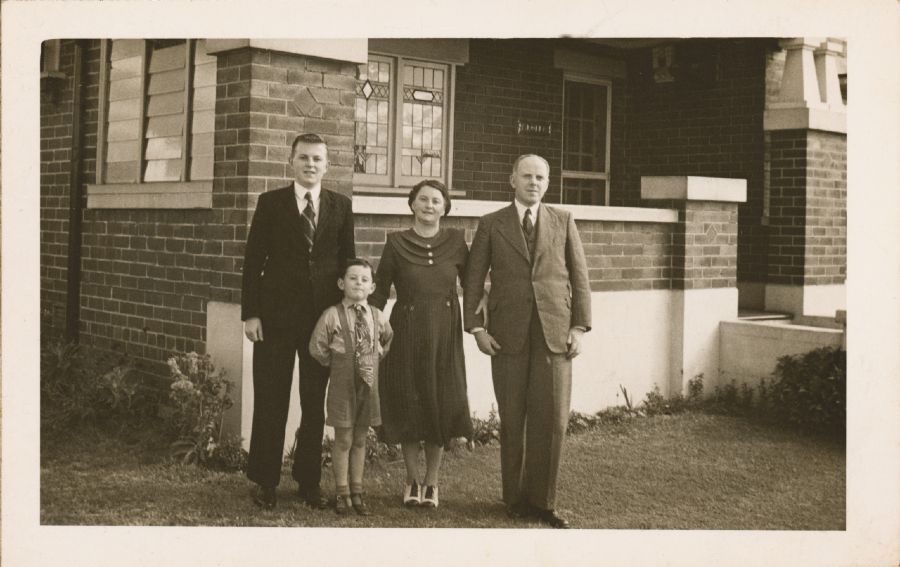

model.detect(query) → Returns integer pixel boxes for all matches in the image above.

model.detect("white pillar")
[777,38,822,107]
[814,39,846,109]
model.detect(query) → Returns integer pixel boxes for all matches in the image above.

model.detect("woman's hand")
[473,329,501,356]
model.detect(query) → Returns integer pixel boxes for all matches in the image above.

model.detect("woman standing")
[370,179,473,509]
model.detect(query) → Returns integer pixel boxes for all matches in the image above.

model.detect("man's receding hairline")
[512,154,550,175]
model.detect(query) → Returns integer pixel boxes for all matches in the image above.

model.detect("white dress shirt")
[513,199,540,226]
[293,182,321,225]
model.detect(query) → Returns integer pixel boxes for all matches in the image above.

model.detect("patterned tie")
[522,208,535,258]
[353,304,374,387]
[301,192,316,252]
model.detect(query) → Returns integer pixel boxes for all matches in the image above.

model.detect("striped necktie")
[301,192,316,252]
[353,304,374,387]
[522,208,535,258]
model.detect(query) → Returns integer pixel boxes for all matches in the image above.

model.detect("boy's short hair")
[341,257,374,278]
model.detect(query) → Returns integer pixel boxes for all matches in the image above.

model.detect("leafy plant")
[166,352,237,467]
[468,406,502,446]
[769,346,846,434]
[41,339,150,436]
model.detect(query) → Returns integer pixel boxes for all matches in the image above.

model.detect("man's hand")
[244,317,264,342]
[566,327,584,359]
[474,292,489,329]
[474,330,501,356]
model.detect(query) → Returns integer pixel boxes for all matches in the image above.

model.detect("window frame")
[352,52,457,195]
[560,73,613,206]
[88,39,213,209]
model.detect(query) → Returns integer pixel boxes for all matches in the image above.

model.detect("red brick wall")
[354,212,674,293]
[40,41,79,334]
[803,130,846,285]
[621,39,771,287]
[671,202,739,290]
[767,129,807,285]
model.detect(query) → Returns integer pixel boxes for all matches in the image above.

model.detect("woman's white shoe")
[421,485,439,508]
[403,481,421,507]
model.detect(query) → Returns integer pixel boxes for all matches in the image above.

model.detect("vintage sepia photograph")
[3,1,898,566]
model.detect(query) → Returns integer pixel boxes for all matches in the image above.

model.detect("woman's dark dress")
[370,228,473,447]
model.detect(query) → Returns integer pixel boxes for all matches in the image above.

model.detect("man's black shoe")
[505,501,533,519]
[252,485,277,510]
[535,508,570,529]
[297,486,329,510]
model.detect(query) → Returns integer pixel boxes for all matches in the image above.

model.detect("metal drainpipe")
[65,40,86,344]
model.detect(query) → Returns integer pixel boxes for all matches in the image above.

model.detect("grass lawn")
[40,412,845,529]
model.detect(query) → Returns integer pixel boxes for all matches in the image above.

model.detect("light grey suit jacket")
[463,202,592,354]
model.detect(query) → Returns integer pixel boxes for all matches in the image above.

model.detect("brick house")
[39,37,847,442]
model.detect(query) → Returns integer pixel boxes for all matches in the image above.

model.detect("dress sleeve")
[309,308,336,367]
[370,234,396,310]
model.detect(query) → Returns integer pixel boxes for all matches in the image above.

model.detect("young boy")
[309,258,393,515]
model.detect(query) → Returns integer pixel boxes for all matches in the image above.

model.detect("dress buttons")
[426,244,432,249]
[427,251,434,257]
[445,301,451,307]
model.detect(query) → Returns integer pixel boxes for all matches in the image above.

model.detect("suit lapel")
[313,189,332,249]
[279,185,306,244]
[533,204,558,266]
[496,203,530,263]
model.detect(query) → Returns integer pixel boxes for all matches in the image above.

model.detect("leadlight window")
[100,39,215,184]
[561,77,611,205]
[354,55,451,189]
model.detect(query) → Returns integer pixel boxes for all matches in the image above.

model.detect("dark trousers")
[246,313,329,490]
[490,307,572,510]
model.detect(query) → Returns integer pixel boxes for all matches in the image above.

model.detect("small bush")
[469,406,502,446]
[769,346,846,434]
[41,339,157,436]
[165,352,239,467]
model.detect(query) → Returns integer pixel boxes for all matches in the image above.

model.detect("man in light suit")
[242,133,356,510]
[463,154,591,528]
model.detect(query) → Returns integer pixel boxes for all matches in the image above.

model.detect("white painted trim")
[640,176,747,203]
[86,181,213,209]
[763,105,847,133]
[205,39,367,63]
[352,196,678,223]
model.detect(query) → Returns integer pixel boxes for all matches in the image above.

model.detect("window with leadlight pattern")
[102,39,214,184]
[561,78,611,206]
[354,55,451,189]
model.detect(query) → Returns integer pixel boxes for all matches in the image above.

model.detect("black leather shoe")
[252,485,277,510]
[535,509,570,529]
[297,486,329,510]
[505,501,533,519]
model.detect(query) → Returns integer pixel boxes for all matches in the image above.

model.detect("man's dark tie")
[523,208,535,258]
[301,192,316,252]
[353,304,374,387]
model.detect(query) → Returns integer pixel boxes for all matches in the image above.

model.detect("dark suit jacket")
[463,203,591,354]
[241,185,355,329]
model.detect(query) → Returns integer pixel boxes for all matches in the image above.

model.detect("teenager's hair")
[341,257,375,278]
[408,179,452,216]
[290,133,328,158]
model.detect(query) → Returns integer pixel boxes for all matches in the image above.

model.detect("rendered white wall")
[719,319,843,386]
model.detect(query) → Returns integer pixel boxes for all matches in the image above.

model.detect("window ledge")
[86,181,212,209]
[353,185,466,198]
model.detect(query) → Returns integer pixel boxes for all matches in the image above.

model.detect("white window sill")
[86,181,212,209]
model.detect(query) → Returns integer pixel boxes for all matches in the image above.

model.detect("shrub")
[166,352,240,467]
[469,406,502,446]
[769,346,846,434]
[41,339,155,436]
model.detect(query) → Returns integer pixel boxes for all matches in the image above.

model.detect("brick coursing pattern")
[766,129,846,287]
[621,39,771,287]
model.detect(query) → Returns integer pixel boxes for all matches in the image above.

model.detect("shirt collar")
[341,298,369,310]
[513,199,539,223]
[294,182,321,204]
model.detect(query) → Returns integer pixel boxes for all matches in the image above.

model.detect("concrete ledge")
[353,196,678,223]
[763,105,847,133]
[205,39,367,64]
[640,176,747,203]
[86,181,212,209]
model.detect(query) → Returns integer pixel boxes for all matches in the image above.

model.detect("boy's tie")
[352,304,374,387]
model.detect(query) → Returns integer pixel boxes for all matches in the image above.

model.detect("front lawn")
[40,412,844,529]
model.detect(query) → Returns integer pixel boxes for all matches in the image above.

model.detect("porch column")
[642,176,746,394]
[203,40,366,449]
[763,38,846,317]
